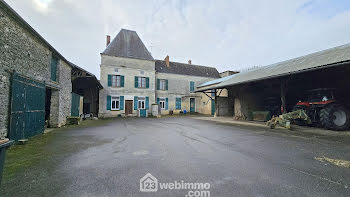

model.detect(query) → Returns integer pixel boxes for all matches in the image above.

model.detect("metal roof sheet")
[197,43,350,91]
[197,74,235,87]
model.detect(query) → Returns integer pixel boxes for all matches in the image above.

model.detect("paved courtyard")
[1,117,350,197]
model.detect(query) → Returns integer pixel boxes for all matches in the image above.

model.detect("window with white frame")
[112,75,121,87]
[138,97,145,109]
[138,77,146,88]
[159,98,166,109]
[159,79,166,90]
[111,96,120,110]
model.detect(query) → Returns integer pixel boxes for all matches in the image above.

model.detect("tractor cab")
[293,88,349,131]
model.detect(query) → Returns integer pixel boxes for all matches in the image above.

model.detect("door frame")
[190,97,196,113]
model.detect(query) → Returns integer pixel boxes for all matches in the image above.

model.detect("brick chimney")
[106,35,111,47]
[188,60,192,64]
[164,55,170,67]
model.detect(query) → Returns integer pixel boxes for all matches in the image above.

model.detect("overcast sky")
[5,0,350,78]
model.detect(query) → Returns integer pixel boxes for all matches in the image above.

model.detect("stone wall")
[57,60,72,126]
[155,72,216,115]
[216,97,234,116]
[99,55,156,117]
[0,5,72,137]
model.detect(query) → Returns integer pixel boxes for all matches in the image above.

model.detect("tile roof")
[155,60,220,78]
[102,29,154,61]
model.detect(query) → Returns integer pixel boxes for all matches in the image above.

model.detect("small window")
[114,68,119,72]
[140,70,144,75]
[50,56,58,82]
[111,96,120,110]
[190,81,195,92]
[138,97,145,109]
[112,75,121,87]
[159,98,166,109]
[138,77,146,88]
[159,79,166,90]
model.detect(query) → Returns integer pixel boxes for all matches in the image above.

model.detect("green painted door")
[71,93,80,117]
[190,98,195,113]
[140,109,147,117]
[211,100,215,115]
[10,73,45,141]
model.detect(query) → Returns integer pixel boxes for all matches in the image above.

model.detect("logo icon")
[140,173,158,192]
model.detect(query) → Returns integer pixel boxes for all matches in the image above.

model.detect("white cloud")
[4,0,350,78]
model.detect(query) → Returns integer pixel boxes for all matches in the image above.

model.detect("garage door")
[9,73,45,141]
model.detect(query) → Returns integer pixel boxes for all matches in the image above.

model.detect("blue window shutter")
[107,95,111,110]
[50,56,58,82]
[165,98,168,110]
[157,97,160,104]
[120,75,124,87]
[146,97,149,109]
[165,80,168,90]
[146,77,149,88]
[176,98,181,110]
[190,81,195,92]
[134,96,138,110]
[108,75,112,87]
[157,79,160,90]
[135,76,138,88]
[120,96,124,110]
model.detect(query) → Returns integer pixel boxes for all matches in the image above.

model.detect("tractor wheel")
[319,104,350,131]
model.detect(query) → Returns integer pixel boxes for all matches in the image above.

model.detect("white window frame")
[138,97,146,109]
[159,79,166,90]
[111,96,120,110]
[159,98,166,109]
[112,75,121,87]
[138,77,146,88]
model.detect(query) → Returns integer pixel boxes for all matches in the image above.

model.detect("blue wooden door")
[140,109,147,117]
[211,100,215,115]
[10,73,45,141]
[190,98,195,113]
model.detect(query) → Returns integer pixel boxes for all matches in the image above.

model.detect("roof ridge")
[156,59,217,69]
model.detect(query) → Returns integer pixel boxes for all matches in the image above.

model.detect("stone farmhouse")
[0,0,101,141]
[99,29,220,117]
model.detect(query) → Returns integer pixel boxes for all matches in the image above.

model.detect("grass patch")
[315,156,350,168]
[2,118,117,181]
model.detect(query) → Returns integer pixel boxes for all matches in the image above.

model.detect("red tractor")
[293,88,350,131]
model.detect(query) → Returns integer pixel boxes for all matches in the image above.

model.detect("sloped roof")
[0,0,72,68]
[102,29,154,61]
[196,43,350,91]
[198,74,235,87]
[155,60,220,78]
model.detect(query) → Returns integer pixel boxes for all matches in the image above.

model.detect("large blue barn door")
[9,73,45,141]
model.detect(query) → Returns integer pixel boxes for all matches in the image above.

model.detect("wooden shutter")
[165,98,169,110]
[146,77,149,88]
[146,97,149,109]
[190,81,194,92]
[134,96,138,110]
[176,98,181,110]
[120,75,125,87]
[135,76,138,88]
[157,79,160,90]
[108,75,112,87]
[50,56,58,82]
[107,95,111,110]
[120,96,124,110]
[157,97,160,104]
[165,80,168,90]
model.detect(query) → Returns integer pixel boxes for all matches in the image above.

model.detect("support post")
[280,80,287,114]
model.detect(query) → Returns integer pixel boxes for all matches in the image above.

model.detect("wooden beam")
[280,80,287,114]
